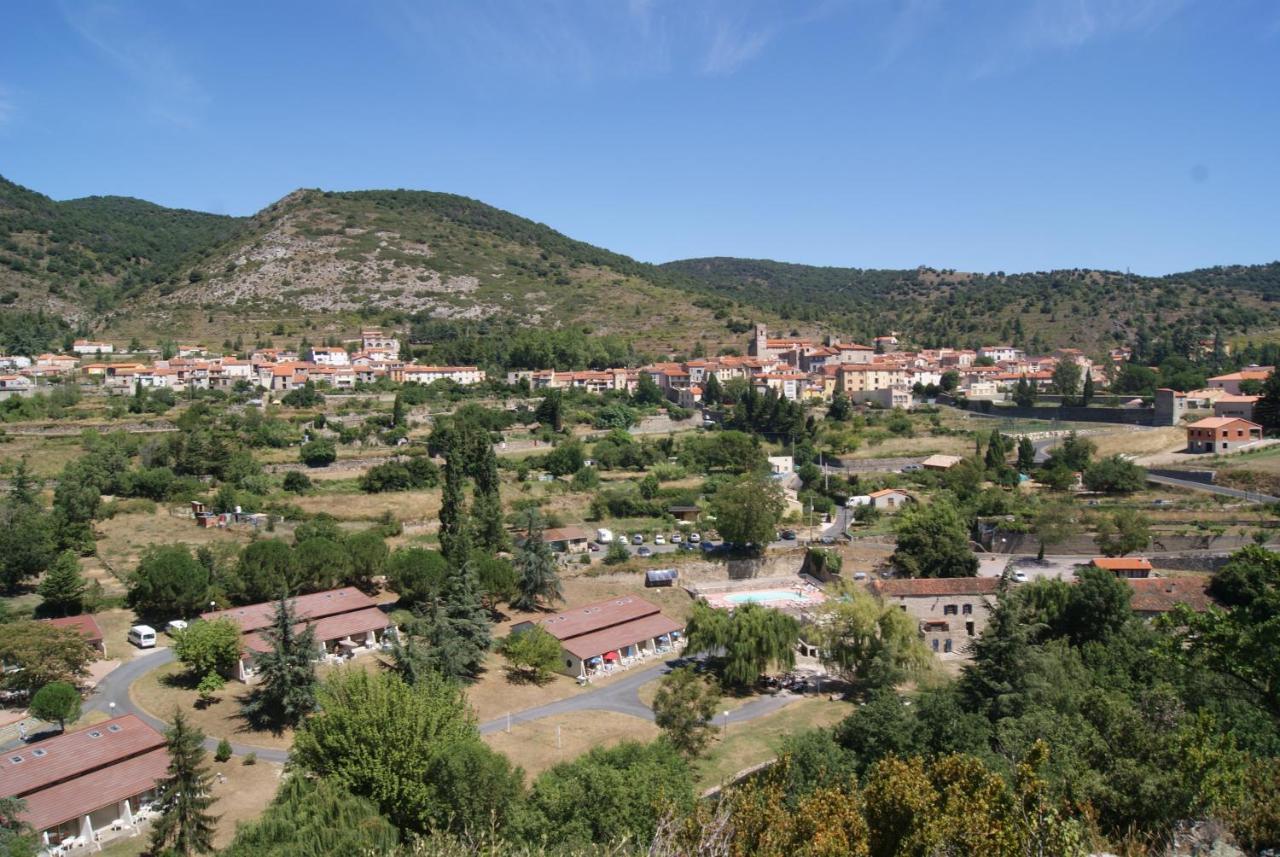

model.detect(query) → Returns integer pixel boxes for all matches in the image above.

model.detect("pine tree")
[240,597,319,729]
[7,458,38,508]
[511,521,563,611]
[399,579,490,681]
[1017,436,1036,472]
[37,550,87,616]
[149,711,218,856]
[983,429,1006,471]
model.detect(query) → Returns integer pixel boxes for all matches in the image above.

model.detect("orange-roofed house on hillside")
[1207,366,1272,395]
[1128,578,1216,619]
[1089,557,1153,579]
[1185,417,1262,454]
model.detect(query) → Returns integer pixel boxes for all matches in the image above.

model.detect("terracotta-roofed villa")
[0,715,168,851]
[1089,557,1154,579]
[40,615,106,657]
[1185,417,1262,454]
[201,587,395,681]
[512,596,684,680]
[1128,577,1216,619]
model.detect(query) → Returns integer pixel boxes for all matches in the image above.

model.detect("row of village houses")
[1,325,1274,419]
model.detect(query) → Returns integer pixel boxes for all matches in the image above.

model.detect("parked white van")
[127,625,157,648]
[595,528,614,544]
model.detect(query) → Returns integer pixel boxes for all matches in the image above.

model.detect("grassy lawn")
[291,485,442,522]
[691,697,851,791]
[130,661,296,751]
[97,758,284,855]
[482,710,659,780]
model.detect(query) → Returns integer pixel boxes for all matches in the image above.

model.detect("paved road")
[69,646,801,760]
[477,656,798,735]
[1146,473,1279,504]
[82,647,293,764]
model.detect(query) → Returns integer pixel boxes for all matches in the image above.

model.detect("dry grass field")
[691,696,851,791]
[94,508,255,581]
[482,710,660,780]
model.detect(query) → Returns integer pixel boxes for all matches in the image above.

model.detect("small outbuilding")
[644,568,678,588]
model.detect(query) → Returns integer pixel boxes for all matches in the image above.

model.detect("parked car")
[637,546,653,557]
[670,533,682,543]
[688,532,701,543]
[632,533,645,545]
[1012,570,1030,583]
[165,620,189,635]
[780,529,797,540]
[902,463,923,472]
[819,535,835,545]
[853,572,867,581]
[654,534,666,545]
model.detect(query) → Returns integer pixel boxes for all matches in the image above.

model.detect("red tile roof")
[41,614,104,646]
[1091,557,1153,571]
[560,613,683,660]
[0,715,164,800]
[245,606,392,654]
[21,748,169,832]
[535,596,661,641]
[869,578,1000,598]
[1129,578,1216,614]
[541,527,591,543]
[201,587,376,634]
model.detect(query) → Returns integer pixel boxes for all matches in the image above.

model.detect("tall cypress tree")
[469,433,506,553]
[240,597,319,729]
[149,711,218,856]
[438,452,470,570]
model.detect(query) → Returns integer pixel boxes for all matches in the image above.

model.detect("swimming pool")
[724,590,811,604]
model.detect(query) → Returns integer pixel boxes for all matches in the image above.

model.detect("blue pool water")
[725,590,809,604]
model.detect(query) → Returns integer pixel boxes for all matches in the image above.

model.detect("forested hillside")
[4,172,1280,359]
[0,176,244,319]
[663,257,1280,354]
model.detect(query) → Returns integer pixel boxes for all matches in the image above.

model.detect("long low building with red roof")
[40,614,106,657]
[0,714,167,850]
[201,587,395,681]
[513,595,684,679]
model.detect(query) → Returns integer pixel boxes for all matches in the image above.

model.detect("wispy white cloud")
[702,19,773,76]
[57,1,207,128]
[380,0,827,82]
[973,0,1192,77]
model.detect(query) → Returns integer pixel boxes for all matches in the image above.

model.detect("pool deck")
[700,583,827,612]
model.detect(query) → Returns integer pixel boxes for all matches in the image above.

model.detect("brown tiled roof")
[21,748,169,832]
[1129,578,1216,614]
[870,578,1000,598]
[244,606,392,654]
[41,614,104,645]
[535,596,661,641]
[0,715,164,800]
[541,527,590,543]
[201,587,376,634]
[560,613,684,660]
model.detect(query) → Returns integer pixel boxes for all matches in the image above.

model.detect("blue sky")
[1,1,1278,274]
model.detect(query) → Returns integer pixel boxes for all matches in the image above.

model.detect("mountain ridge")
[3,174,1279,356]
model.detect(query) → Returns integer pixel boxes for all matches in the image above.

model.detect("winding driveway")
[77,648,803,760]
